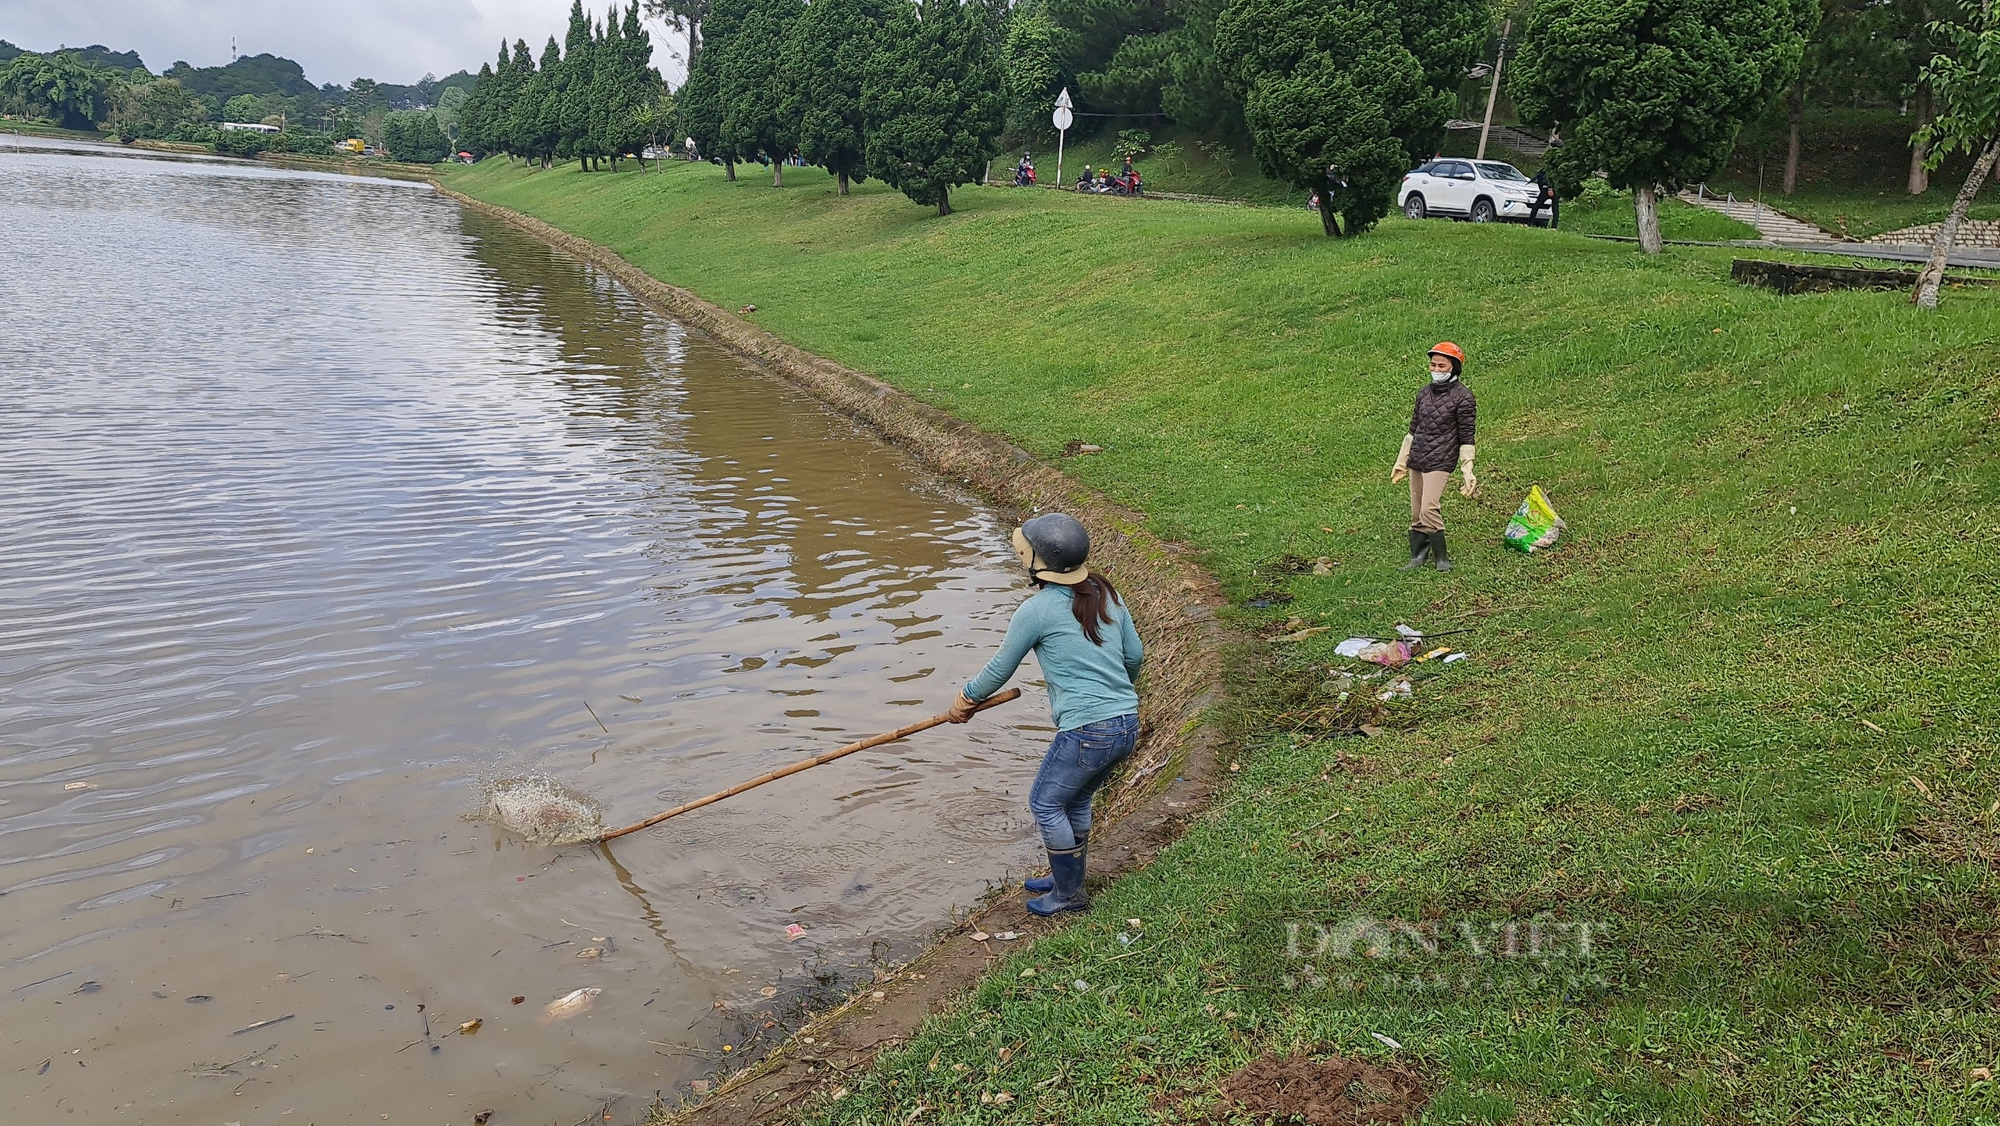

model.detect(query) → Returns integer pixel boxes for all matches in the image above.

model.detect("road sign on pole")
[1053,88,1073,189]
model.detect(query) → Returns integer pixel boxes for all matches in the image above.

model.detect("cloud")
[0,0,666,86]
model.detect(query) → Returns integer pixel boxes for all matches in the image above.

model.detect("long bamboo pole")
[596,688,1022,842]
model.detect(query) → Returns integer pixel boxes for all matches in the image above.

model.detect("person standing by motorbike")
[1390,343,1477,571]
[945,514,1143,916]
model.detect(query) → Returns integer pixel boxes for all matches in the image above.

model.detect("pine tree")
[1215,0,1486,236]
[1511,0,1817,253]
[863,0,1008,215]
[557,0,598,167]
[783,0,889,193]
[505,39,537,157]
[683,0,751,178]
[460,58,499,156]
[723,0,803,186]
[612,3,662,167]
[514,37,565,166]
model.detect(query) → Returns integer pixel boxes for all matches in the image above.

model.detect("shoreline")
[429,182,1239,1124]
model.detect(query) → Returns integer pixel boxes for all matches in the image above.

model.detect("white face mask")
[1430,370,1454,383]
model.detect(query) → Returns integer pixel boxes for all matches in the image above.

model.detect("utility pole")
[1476,19,1511,160]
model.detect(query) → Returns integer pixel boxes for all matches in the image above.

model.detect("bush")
[213,128,270,157]
[1113,129,1152,162]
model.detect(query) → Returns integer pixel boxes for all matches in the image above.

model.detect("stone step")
[1676,191,1836,242]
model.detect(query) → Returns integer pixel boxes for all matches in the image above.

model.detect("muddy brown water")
[0,137,1052,1122]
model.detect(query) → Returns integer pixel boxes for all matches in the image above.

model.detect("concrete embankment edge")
[433,182,1236,1125]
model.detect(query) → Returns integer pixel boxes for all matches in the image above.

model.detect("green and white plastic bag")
[1503,485,1565,553]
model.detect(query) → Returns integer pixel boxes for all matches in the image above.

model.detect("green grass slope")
[443,160,2000,1124]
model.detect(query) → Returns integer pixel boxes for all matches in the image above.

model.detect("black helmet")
[1019,513,1090,583]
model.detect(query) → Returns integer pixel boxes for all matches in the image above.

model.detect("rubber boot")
[1025,845,1090,916]
[1024,833,1084,894]
[1431,530,1453,572]
[1399,528,1431,570]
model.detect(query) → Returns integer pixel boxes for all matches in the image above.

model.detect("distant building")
[219,122,281,134]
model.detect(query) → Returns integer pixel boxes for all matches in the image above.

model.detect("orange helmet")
[1428,341,1466,373]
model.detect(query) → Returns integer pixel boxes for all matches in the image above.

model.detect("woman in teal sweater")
[946,513,1144,915]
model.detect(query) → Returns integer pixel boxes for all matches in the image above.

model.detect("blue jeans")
[1027,714,1140,851]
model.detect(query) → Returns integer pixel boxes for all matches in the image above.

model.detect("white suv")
[1400,160,1548,224]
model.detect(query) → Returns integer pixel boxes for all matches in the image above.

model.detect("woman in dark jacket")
[1390,342,1477,571]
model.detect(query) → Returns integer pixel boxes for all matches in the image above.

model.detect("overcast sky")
[0,0,684,87]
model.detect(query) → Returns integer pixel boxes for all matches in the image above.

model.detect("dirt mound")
[1208,1052,1427,1125]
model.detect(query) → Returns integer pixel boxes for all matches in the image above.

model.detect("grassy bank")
[441,160,2000,1124]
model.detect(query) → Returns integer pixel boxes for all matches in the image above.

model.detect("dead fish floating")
[537,987,601,1025]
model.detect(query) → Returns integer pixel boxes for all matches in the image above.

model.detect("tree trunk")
[724,158,736,181]
[1314,189,1342,236]
[1908,86,1933,195]
[937,186,951,217]
[838,170,849,196]
[1634,184,1663,254]
[772,159,782,187]
[1913,136,2000,308]
[1782,86,1802,195]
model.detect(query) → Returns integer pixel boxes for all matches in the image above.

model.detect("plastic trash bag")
[1503,486,1566,553]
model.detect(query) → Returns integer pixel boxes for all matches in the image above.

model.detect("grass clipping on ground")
[445,160,2000,1125]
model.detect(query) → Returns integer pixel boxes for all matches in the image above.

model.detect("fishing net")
[480,775,605,845]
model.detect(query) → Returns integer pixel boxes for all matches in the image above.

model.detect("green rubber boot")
[1399,528,1431,570]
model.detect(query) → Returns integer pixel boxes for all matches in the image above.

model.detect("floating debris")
[537,987,601,1025]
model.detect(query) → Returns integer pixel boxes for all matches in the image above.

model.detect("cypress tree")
[782,0,889,194]
[723,0,803,186]
[460,58,498,156]
[505,39,536,157]
[863,0,1007,215]
[557,0,597,167]
[683,0,750,178]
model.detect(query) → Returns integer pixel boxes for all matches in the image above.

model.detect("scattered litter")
[1359,724,1385,738]
[231,1014,294,1036]
[1312,557,1336,575]
[537,987,601,1025]
[186,995,212,1003]
[575,947,603,960]
[1334,637,1374,658]
[738,303,758,314]
[759,985,778,997]
[1062,441,1105,456]
[1371,1031,1403,1050]
[73,980,100,994]
[784,923,808,941]
[870,991,886,1000]
[1859,718,1885,733]
[969,932,990,942]
[1071,980,1090,992]
[511,995,525,1005]
[619,695,642,704]
[63,781,95,791]
[1126,918,1142,928]
[1503,486,1566,553]
[1277,625,1329,642]
[992,931,1021,941]
[1377,679,1413,701]
[457,1019,483,1035]
[1443,652,1469,664]
[1357,641,1412,667]
[1394,624,1423,641]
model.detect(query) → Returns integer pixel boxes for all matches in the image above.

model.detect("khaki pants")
[1409,470,1449,532]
